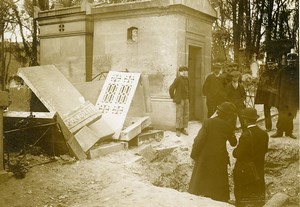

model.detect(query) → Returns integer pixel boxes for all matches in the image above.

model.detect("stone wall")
[93,14,178,96]
[36,0,216,128]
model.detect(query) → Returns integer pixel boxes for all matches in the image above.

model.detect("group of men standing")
[168,50,298,206]
[188,62,270,206]
[255,51,299,139]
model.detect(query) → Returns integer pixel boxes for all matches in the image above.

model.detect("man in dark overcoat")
[188,102,237,203]
[226,71,246,130]
[255,60,279,131]
[202,63,227,118]
[271,51,299,139]
[233,107,269,207]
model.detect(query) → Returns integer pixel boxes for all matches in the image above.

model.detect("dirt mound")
[1,121,299,207]
[265,138,299,206]
[138,147,193,192]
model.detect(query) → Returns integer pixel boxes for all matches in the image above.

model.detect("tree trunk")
[265,0,274,58]
[232,0,240,62]
[31,0,38,66]
[245,0,251,59]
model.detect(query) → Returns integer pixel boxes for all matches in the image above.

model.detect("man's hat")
[179,66,188,71]
[287,53,298,61]
[287,49,298,62]
[212,63,222,70]
[230,70,241,78]
[240,108,259,120]
[217,102,237,115]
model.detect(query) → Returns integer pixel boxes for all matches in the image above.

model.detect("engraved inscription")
[64,103,97,129]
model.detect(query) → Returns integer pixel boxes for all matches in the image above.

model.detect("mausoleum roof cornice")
[38,6,82,18]
[36,0,217,24]
[91,1,216,22]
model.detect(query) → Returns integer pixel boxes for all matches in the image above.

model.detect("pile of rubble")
[4,65,163,175]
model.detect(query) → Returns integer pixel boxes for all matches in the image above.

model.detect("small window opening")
[127,27,138,42]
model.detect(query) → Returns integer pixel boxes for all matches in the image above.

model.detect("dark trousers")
[276,109,295,134]
[263,104,272,130]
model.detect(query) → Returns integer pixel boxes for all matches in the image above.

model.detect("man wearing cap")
[226,70,246,129]
[202,63,227,117]
[189,102,237,203]
[169,66,190,137]
[233,107,269,207]
[271,50,299,139]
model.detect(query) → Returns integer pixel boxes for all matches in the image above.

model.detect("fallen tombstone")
[78,71,153,153]
[17,65,115,159]
[95,71,146,139]
[11,67,154,160]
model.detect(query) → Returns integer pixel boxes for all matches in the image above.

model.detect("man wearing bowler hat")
[233,108,269,207]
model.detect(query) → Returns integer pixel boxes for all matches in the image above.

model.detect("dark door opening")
[188,46,202,121]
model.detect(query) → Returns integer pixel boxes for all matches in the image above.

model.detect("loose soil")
[0,116,299,207]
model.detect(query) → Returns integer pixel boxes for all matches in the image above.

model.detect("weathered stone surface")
[18,65,86,114]
[120,116,151,141]
[156,146,178,159]
[95,71,141,139]
[89,142,128,159]
[264,192,289,207]
[137,145,157,162]
[87,118,115,142]
[66,136,87,160]
[37,0,216,128]
[74,126,100,153]
[138,130,164,143]
[73,80,104,105]
[18,65,114,159]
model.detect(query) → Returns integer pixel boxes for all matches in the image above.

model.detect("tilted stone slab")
[119,116,151,141]
[95,71,141,139]
[88,142,128,159]
[17,65,114,159]
[18,65,86,115]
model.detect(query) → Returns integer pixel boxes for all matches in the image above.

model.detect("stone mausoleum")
[36,0,217,129]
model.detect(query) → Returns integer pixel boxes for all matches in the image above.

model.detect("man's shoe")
[181,129,189,136]
[286,133,297,139]
[176,130,181,137]
[271,132,283,138]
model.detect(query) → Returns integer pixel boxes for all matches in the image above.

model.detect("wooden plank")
[119,116,151,141]
[4,111,56,120]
